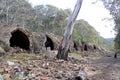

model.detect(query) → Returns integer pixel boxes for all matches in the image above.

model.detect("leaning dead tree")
[56,0,83,60]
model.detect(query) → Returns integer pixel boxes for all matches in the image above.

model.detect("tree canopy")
[73,20,101,44]
[0,0,112,50]
[101,0,120,50]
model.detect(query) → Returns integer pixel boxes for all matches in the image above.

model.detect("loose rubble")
[0,52,105,80]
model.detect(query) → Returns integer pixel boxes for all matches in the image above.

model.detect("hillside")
[105,38,114,43]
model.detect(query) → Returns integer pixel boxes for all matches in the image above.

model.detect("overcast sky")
[28,0,115,38]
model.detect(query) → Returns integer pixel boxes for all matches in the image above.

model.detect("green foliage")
[0,0,33,25]
[0,0,113,50]
[72,19,113,50]
[72,29,83,42]
[33,5,71,34]
[8,75,19,80]
[25,19,43,32]
[0,0,71,35]
[114,18,120,50]
[102,0,120,50]
[101,38,115,50]
[72,20,101,45]
[115,31,120,50]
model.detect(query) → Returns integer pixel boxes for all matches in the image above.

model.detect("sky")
[28,0,115,38]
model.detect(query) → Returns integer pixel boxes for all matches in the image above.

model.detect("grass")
[3,53,36,64]
[69,52,89,60]
[8,75,19,80]
[69,52,81,60]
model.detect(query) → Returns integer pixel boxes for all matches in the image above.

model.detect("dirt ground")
[91,54,120,80]
[0,51,120,80]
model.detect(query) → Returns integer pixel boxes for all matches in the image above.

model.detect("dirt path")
[91,54,120,80]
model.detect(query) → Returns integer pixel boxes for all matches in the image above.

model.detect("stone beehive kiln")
[0,25,15,52]
[0,25,47,53]
[45,33,60,50]
[0,25,63,54]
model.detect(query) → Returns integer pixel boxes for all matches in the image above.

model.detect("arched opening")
[73,41,78,51]
[93,45,97,49]
[84,44,88,51]
[9,30,30,50]
[45,35,54,50]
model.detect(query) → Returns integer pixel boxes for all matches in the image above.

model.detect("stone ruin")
[0,25,60,54]
[0,25,99,55]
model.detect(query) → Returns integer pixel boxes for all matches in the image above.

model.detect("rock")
[5,66,13,73]
[13,66,21,72]
[25,66,32,72]
[19,71,24,79]
[3,74,11,80]
[0,47,5,56]
[41,69,49,75]
[75,67,86,80]
[55,74,62,79]
[0,68,4,73]
[40,77,48,80]
[42,62,49,69]
[46,47,52,58]
[56,60,64,63]
[28,73,35,79]
[35,76,41,80]
[7,61,15,66]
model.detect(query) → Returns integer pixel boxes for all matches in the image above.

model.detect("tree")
[0,0,72,34]
[56,0,83,60]
[33,5,71,35]
[0,0,33,26]
[101,0,120,50]
[73,20,101,45]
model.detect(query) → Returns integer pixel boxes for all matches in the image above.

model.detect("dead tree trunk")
[56,0,83,60]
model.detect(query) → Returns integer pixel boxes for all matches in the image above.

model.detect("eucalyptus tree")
[73,20,101,45]
[34,5,71,34]
[0,0,33,26]
[101,0,120,50]
[56,0,83,60]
